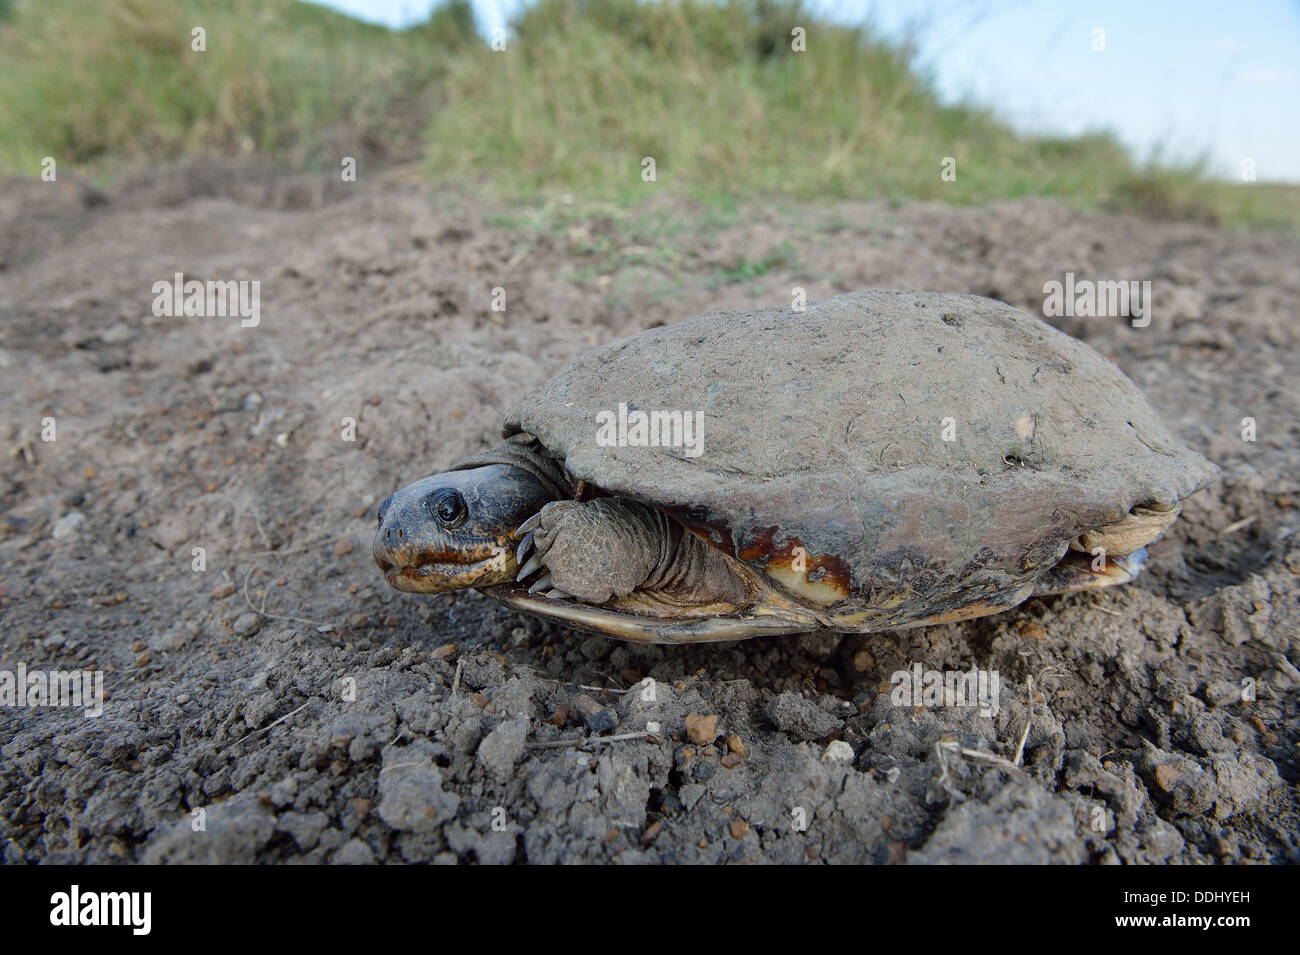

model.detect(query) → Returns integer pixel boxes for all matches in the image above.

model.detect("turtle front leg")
[515,499,672,602]
[514,498,746,609]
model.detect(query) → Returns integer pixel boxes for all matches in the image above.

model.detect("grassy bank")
[0,0,464,171]
[0,0,1293,229]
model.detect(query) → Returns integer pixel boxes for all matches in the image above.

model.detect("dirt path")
[1,160,1296,863]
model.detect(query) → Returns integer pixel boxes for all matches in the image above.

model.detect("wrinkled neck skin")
[373,442,560,593]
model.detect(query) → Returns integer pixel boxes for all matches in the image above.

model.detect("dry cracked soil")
[1,159,1297,863]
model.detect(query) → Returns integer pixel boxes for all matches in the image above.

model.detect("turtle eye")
[377,496,392,528]
[430,489,466,528]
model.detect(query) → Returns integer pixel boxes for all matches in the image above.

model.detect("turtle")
[373,290,1218,644]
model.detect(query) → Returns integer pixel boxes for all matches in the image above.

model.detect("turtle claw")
[516,511,544,536]
[515,505,568,597]
[517,553,543,582]
[515,530,535,566]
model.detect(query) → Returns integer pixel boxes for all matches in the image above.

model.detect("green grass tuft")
[423,0,1295,228]
[0,0,458,173]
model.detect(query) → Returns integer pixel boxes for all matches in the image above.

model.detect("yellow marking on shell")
[737,536,853,608]
[910,584,1034,627]
[766,564,848,607]
[830,609,888,626]
[608,592,742,619]
[916,601,1005,625]
[488,588,815,645]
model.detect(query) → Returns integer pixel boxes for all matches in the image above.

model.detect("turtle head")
[374,465,556,594]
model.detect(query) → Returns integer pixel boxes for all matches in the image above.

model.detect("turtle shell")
[503,291,1217,623]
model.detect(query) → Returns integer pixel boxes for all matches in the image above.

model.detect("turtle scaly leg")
[516,499,665,602]
[515,498,747,609]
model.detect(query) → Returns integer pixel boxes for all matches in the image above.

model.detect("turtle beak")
[378,552,513,593]
[373,497,513,593]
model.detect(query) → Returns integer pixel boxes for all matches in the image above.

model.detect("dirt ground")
[1,158,1296,864]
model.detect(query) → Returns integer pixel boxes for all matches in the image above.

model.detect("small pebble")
[231,613,261,637]
[1019,621,1047,640]
[51,512,87,540]
[1154,763,1180,792]
[685,713,718,745]
[823,740,855,762]
[573,694,616,733]
[159,630,189,651]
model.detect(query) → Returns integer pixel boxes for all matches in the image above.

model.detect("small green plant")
[715,240,799,282]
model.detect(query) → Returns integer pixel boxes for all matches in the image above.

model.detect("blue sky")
[307,0,1300,182]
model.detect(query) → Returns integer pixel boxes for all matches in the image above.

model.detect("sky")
[306,0,1300,182]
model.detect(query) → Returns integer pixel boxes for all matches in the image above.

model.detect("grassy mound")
[0,0,1292,228]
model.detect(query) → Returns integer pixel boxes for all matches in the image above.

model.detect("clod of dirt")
[765,692,844,741]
